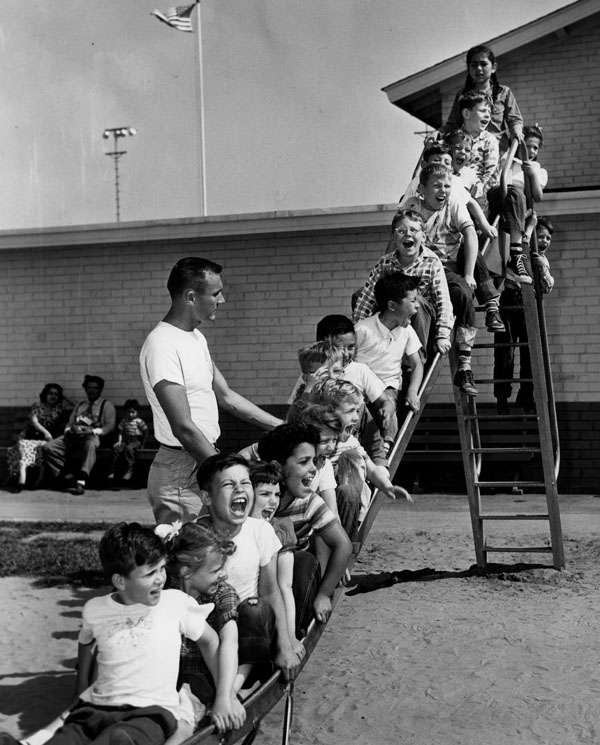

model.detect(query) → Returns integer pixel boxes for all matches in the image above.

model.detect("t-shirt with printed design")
[78,588,211,714]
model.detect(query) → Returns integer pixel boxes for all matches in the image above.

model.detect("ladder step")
[470,447,541,454]
[473,342,529,349]
[477,377,533,385]
[479,513,549,521]
[464,413,537,421]
[474,480,546,488]
[484,545,553,554]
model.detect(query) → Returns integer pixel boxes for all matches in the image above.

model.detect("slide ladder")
[451,141,564,570]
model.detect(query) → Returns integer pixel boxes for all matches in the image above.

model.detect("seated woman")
[6,383,70,491]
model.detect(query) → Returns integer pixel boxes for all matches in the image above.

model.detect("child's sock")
[484,296,500,313]
[457,350,472,371]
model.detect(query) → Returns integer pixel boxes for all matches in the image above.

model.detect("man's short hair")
[99,522,165,579]
[167,257,223,298]
[419,163,452,187]
[257,422,320,466]
[458,90,491,112]
[315,315,355,341]
[197,452,249,491]
[374,272,419,312]
[83,375,105,390]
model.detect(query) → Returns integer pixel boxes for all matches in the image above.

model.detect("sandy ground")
[1,489,600,745]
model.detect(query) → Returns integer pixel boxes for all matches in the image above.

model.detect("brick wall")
[440,15,600,191]
[0,202,598,489]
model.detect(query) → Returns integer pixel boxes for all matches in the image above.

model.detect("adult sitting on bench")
[41,375,116,495]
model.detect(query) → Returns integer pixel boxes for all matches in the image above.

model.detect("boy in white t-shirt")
[7,523,218,745]
[355,272,424,415]
[195,453,303,682]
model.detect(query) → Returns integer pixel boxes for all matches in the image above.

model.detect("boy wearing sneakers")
[487,124,548,285]
[494,216,555,414]
[0,523,219,745]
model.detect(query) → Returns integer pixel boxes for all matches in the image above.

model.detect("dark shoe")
[516,392,535,414]
[69,482,85,496]
[485,309,506,333]
[453,368,478,397]
[496,398,510,415]
[506,252,533,285]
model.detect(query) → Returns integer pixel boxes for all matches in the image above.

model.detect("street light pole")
[102,127,137,222]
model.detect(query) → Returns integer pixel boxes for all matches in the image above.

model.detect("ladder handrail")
[527,227,561,479]
[480,138,519,262]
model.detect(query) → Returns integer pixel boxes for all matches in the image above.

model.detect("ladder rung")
[473,342,529,349]
[484,546,553,554]
[470,447,540,454]
[477,377,533,385]
[464,413,537,421]
[475,480,546,488]
[479,513,549,521]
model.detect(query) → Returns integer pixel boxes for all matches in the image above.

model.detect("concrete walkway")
[0,486,154,523]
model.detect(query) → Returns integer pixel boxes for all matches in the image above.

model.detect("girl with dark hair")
[441,45,524,151]
[6,383,69,491]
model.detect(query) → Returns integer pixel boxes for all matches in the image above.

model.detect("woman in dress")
[6,383,70,491]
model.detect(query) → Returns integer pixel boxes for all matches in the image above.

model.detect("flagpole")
[195,1,207,216]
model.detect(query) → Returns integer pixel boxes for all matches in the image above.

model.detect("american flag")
[151,2,199,32]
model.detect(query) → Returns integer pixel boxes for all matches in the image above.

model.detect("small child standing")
[10,522,219,745]
[108,399,148,481]
[494,216,555,414]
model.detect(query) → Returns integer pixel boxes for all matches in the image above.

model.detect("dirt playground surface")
[1,491,599,744]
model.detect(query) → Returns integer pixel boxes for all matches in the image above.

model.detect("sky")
[0,0,574,230]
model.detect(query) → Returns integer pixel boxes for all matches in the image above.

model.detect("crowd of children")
[0,42,558,745]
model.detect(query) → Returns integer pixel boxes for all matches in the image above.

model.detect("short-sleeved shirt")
[165,575,239,682]
[287,360,385,406]
[119,417,148,441]
[195,516,281,602]
[507,158,548,191]
[277,492,337,550]
[79,589,211,714]
[140,322,219,447]
[355,314,422,390]
[311,458,337,496]
[353,247,454,342]
[272,516,297,552]
[401,195,474,264]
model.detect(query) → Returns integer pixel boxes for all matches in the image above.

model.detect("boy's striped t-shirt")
[278,491,336,550]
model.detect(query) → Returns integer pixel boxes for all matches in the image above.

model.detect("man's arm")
[76,641,95,696]
[154,380,218,462]
[212,365,282,431]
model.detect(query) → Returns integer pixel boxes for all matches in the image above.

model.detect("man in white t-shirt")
[140,258,283,524]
